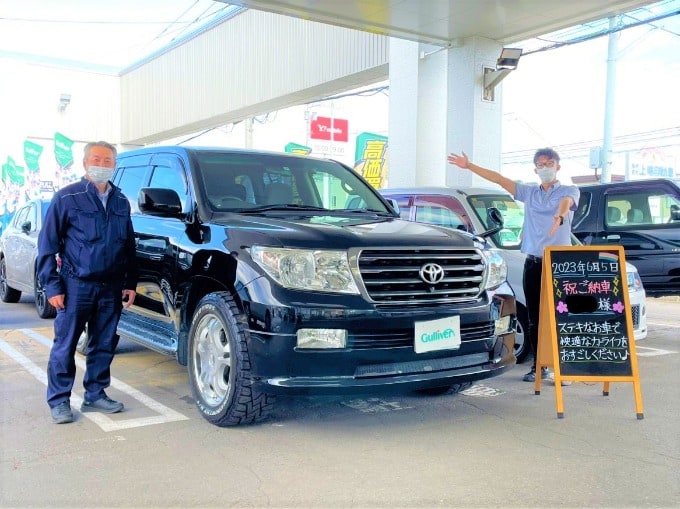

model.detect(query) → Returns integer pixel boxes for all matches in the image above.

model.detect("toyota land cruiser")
[111,146,516,426]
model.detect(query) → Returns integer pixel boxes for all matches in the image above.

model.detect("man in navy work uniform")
[448,148,579,384]
[38,141,138,424]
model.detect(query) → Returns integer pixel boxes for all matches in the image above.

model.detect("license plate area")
[414,316,461,353]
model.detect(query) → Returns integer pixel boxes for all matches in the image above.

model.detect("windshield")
[468,194,524,249]
[194,151,391,214]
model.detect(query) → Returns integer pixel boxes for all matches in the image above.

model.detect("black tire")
[0,257,21,303]
[513,306,530,363]
[187,292,274,426]
[416,382,472,396]
[34,269,56,319]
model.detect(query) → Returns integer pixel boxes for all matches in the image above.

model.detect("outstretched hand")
[448,152,469,169]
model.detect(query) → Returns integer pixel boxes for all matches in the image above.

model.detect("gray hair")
[83,141,117,161]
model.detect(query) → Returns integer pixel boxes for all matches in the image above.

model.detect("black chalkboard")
[548,249,633,377]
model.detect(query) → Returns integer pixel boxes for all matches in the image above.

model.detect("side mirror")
[670,206,680,221]
[384,197,400,216]
[487,207,504,229]
[478,207,504,239]
[21,221,32,234]
[138,188,182,217]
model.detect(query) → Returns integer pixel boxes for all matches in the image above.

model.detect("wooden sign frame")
[534,245,644,419]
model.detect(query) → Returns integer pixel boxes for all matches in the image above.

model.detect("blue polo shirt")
[514,181,580,258]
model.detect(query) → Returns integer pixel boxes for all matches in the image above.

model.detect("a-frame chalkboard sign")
[535,245,644,419]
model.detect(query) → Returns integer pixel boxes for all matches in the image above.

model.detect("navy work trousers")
[47,277,123,408]
[522,256,543,370]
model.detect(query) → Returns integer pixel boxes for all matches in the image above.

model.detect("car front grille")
[357,248,485,304]
[631,304,640,329]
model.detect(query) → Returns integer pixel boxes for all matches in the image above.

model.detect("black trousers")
[523,257,543,370]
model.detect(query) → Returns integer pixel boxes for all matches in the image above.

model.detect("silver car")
[380,186,648,362]
[0,198,56,318]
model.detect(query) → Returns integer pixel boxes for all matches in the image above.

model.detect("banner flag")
[24,140,43,172]
[354,132,388,189]
[54,132,74,169]
[285,142,312,155]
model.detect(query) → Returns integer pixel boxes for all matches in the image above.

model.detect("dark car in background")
[380,186,648,363]
[572,178,680,297]
[0,198,56,318]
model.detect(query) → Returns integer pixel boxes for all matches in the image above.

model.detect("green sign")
[54,131,74,169]
[354,132,388,189]
[24,140,43,172]
[2,156,25,186]
[285,142,312,155]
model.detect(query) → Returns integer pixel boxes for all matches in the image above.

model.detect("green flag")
[54,132,74,169]
[285,142,312,156]
[24,140,43,172]
[2,156,26,186]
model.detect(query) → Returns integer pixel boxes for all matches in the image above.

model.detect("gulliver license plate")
[414,316,461,353]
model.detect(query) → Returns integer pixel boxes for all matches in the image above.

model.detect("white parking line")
[0,329,189,432]
[635,346,677,357]
[647,320,680,329]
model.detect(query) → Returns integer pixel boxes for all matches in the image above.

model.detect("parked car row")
[379,185,649,363]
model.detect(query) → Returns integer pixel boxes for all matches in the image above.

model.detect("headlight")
[251,246,360,294]
[483,249,507,290]
[626,263,643,292]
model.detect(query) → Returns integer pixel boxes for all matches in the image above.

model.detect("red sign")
[309,116,348,142]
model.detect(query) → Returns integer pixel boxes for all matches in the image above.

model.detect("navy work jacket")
[37,178,138,299]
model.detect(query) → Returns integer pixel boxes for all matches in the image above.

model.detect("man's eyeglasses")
[535,160,556,169]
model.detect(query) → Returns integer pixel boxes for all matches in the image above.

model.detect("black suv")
[572,178,680,297]
[111,146,516,426]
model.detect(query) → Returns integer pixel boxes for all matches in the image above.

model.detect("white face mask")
[87,165,114,185]
[537,167,556,184]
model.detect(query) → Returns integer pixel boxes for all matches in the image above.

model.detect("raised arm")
[448,151,516,196]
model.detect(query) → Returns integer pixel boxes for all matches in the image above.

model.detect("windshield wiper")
[236,204,330,213]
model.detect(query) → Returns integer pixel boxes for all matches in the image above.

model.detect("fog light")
[494,315,511,336]
[297,329,347,349]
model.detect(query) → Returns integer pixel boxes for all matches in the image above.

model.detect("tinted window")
[605,185,680,227]
[194,151,389,212]
[413,195,469,231]
[115,166,148,213]
[149,161,188,211]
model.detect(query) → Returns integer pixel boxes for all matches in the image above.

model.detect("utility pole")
[601,16,620,183]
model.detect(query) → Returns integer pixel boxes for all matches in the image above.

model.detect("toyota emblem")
[419,263,445,284]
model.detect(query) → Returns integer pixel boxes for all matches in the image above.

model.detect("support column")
[446,37,505,189]
[388,37,506,190]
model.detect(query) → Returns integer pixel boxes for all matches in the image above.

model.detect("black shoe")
[81,396,124,414]
[51,401,74,424]
[523,367,552,382]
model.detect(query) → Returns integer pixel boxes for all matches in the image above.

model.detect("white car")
[380,186,648,362]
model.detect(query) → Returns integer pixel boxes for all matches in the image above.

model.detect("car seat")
[627,208,644,224]
[264,182,293,205]
[607,207,622,224]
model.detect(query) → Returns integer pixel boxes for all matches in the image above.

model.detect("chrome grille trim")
[357,248,486,304]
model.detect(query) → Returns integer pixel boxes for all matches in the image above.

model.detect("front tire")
[188,292,274,426]
[34,269,56,318]
[0,257,21,303]
[513,306,529,363]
